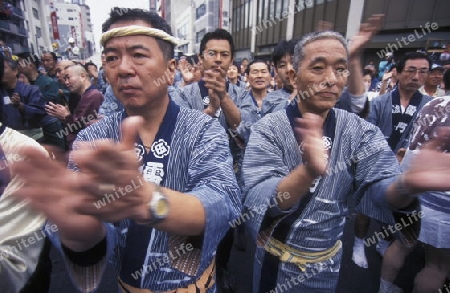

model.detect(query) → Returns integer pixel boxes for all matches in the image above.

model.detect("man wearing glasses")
[353,52,433,293]
[174,28,257,141]
[173,29,258,292]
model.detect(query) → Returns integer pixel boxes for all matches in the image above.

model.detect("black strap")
[120,99,180,287]
[259,99,336,292]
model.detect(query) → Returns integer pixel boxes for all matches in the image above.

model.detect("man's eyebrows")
[104,45,151,54]
[309,56,347,64]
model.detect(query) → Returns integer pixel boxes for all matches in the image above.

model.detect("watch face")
[155,198,169,216]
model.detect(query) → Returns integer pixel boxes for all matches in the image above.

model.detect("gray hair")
[293,31,348,72]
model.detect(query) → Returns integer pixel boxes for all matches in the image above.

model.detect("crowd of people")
[1,7,450,293]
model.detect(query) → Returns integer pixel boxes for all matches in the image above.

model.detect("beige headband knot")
[101,25,179,47]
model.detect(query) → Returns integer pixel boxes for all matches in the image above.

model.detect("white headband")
[101,25,179,47]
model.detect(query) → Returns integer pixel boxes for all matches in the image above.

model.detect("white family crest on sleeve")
[202,96,210,106]
[151,139,170,159]
[322,136,332,150]
[143,162,165,185]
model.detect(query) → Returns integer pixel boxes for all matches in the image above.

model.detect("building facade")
[0,0,29,53]
[175,2,195,55]
[157,0,231,56]
[193,0,230,52]
[231,0,450,63]
[24,0,53,55]
[50,0,94,59]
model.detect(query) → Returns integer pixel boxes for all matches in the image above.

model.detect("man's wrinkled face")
[41,53,56,73]
[103,20,175,110]
[64,68,83,94]
[2,61,17,85]
[398,59,429,92]
[247,62,271,91]
[56,61,74,84]
[426,69,444,87]
[294,39,348,114]
[276,54,293,89]
[200,39,233,72]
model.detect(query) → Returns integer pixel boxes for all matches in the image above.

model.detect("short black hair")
[363,68,373,78]
[102,7,174,60]
[42,51,58,62]
[200,29,234,58]
[396,52,431,73]
[185,54,200,66]
[272,39,297,68]
[245,59,269,75]
[444,68,450,91]
[16,52,40,70]
[84,61,97,71]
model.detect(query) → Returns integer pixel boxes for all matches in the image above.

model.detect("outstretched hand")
[348,14,384,58]
[12,117,154,245]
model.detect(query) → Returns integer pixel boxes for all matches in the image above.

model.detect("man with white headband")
[12,7,240,293]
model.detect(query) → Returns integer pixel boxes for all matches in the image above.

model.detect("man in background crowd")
[419,63,445,97]
[46,64,103,149]
[41,52,58,82]
[16,52,65,151]
[1,56,46,141]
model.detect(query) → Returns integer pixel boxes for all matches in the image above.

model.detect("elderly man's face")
[56,61,74,84]
[64,68,84,94]
[397,59,429,92]
[426,69,444,87]
[295,39,348,114]
[104,20,174,110]
[41,53,56,73]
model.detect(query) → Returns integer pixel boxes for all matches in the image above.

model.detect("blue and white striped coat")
[50,107,241,292]
[243,108,401,291]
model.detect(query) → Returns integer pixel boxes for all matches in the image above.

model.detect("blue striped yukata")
[48,103,241,292]
[172,80,259,191]
[242,106,403,292]
[356,90,432,224]
[227,78,247,90]
[260,88,292,118]
[172,80,259,142]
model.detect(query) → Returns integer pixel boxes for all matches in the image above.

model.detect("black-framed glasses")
[404,68,428,76]
[203,50,231,58]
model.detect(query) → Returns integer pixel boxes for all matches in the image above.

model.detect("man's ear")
[166,59,176,86]
[288,68,297,88]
